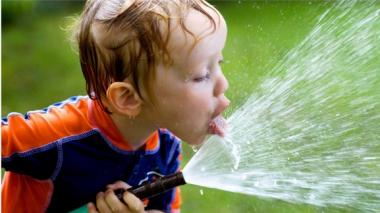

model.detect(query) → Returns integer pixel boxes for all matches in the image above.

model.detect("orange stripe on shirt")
[171,187,182,210]
[2,97,92,158]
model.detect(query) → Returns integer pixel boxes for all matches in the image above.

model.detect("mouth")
[207,115,228,137]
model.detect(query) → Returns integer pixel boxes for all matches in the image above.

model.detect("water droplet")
[241,174,248,180]
[363,157,376,161]
[309,193,316,200]
[233,163,239,170]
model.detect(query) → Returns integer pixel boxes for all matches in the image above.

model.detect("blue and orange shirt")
[2,96,182,213]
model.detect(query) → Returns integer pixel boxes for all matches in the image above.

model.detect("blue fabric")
[4,128,181,213]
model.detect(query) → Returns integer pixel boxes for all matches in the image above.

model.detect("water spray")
[114,172,186,201]
[115,1,380,211]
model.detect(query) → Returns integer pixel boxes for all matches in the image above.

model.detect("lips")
[208,115,228,137]
[208,95,230,137]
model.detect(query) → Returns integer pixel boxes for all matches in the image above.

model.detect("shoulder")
[158,128,181,145]
[156,129,182,165]
[157,128,182,152]
[2,96,94,156]
[2,96,91,126]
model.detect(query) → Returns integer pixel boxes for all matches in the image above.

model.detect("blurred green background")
[2,1,349,212]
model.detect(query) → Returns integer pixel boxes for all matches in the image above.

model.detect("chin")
[184,134,207,146]
[173,126,208,145]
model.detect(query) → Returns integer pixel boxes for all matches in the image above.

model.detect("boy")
[2,0,229,212]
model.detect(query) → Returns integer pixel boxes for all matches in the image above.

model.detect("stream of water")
[183,1,380,211]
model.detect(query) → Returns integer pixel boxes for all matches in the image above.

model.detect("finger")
[87,202,98,213]
[123,192,144,213]
[104,189,129,213]
[106,181,131,190]
[96,192,112,213]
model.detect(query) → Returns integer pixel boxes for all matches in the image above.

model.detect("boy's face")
[146,7,230,145]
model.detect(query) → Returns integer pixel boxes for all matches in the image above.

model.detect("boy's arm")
[2,97,91,179]
[2,112,60,179]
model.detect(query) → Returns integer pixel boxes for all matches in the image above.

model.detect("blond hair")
[75,0,217,110]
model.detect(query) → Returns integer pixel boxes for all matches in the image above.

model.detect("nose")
[220,94,230,110]
[214,72,230,111]
[214,72,229,97]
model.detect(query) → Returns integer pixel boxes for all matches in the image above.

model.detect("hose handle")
[114,172,186,201]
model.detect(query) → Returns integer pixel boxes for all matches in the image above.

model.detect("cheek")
[161,87,211,121]
[184,89,211,109]
[153,73,215,119]
[175,87,214,125]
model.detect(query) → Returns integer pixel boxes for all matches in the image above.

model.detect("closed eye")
[193,72,211,82]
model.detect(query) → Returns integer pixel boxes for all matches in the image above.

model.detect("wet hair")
[75,0,217,110]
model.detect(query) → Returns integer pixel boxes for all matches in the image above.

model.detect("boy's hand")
[88,181,145,213]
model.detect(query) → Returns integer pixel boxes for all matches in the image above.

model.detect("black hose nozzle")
[115,172,186,201]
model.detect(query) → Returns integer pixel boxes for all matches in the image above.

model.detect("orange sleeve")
[2,171,54,213]
[2,98,92,179]
[171,186,182,210]
[2,100,91,158]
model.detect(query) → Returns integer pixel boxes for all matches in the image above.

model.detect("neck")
[110,113,157,150]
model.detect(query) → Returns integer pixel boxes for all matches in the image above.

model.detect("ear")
[106,82,142,117]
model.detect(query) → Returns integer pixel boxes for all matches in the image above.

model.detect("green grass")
[2,7,85,114]
[3,2,351,213]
